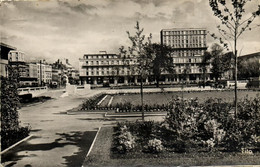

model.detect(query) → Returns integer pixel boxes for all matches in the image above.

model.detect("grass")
[110,90,259,106]
[83,126,260,166]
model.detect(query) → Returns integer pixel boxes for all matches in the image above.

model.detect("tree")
[146,43,176,87]
[209,0,260,118]
[119,21,153,120]
[200,51,212,87]
[209,44,234,82]
[238,57,260,79]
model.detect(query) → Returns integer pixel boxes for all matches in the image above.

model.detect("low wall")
[66,84,91,95]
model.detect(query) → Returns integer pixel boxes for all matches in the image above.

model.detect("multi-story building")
[30,60,53,85]
[0,43,16,77]
[79,52,135,85]
[8,50,28,78]
[52,59,79,86]
[160,28,211,82]
[79,28,212,86]
[8,51,39,87]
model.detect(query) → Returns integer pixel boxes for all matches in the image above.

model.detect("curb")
[67,111,107,115]
[106,113,167,117]
[86,127,101,158]
[0,135,33,155]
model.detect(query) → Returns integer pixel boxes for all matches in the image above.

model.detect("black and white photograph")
[1,0,260,166]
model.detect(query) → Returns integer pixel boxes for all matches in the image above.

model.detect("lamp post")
[40,60,42,86]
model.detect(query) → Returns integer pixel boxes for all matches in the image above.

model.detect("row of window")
[85,59,134,66]
[171,50,205,57]
[84,54,118,59]
[163,34,205,40]
[165,43,206,48]
[163,38,205,44]
[87,70,131,76]
[173,58,202,63]
[162,30,206,35]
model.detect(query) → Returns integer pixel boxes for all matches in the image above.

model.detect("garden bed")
[77,90,259,114]
[84,126,260,166]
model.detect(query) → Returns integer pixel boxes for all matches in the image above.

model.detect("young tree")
[146,43,175,87]
[209,0,260,117]
[119,21,153,120]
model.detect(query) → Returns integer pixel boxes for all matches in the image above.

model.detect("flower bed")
[112,95,260,156]
[79,90,259,113]
[80,93,107,111]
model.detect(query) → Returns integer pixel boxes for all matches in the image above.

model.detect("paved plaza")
[2,89,107,167]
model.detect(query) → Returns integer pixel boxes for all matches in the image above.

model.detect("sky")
[1,0,260,69]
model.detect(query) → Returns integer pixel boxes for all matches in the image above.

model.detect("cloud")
[0,0,259,69]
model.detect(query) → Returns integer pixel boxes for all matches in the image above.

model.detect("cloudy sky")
[1,0,259,69]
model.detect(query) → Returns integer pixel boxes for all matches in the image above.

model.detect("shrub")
[1,125,31,150]
[1,66,31,150]
[114,125,135,153]
[221,95,260,151]
[164,97,201,152]
[145,138,164,153]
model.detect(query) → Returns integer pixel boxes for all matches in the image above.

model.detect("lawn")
[109,90,259,106]
[83,126,260,166]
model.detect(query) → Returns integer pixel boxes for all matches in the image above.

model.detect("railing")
[18,86,48,96]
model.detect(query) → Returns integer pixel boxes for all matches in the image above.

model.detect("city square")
[1,0,260,166]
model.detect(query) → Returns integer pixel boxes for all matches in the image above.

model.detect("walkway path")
[2,89,109,167]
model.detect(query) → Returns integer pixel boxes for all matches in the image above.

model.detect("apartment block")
[160,28,212,82]
[79,52,136,85]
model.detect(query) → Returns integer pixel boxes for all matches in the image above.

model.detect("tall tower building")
[160,28,211,83]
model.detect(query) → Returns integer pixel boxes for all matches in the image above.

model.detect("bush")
[112,95,260,154]
[1,125,31,150]
[1,66,31,150]
[145,138,164,153]
[114,124,135,154]
[163,95,260,152]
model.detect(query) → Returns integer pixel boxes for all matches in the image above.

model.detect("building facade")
[160,28,211,82]
[79,28,212,86]
[79,53,135,85]
[8,51,39,87]
[0,43,16,77]
[8,50,28,78]
[36,62,52,85]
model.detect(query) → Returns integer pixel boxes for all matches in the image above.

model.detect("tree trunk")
[234,49,238,119]
[234,27,238,120]
[156,76,160,88]
[140,76,144,121]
